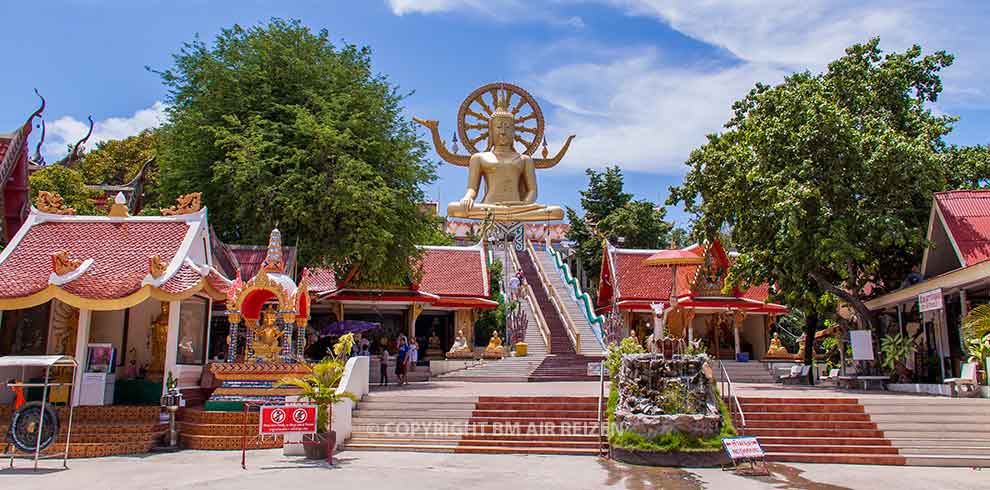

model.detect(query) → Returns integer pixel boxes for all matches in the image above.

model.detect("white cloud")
[532,48,786,174]
[42,101,167,161]
[386,0,520,16]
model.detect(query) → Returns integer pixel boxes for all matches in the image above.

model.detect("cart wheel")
[8,401,59,453]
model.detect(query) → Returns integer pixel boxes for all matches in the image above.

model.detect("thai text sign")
[259,405,317,434]
[918,289,943,312]
[587,362,603,377]
[722,436,765,461]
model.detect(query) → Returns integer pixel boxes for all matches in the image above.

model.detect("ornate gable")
[689,240,731,297]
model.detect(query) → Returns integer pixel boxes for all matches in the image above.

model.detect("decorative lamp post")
[160,371,183,448]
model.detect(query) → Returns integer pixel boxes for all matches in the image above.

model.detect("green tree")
[566,166,674,293]
[668,39,979,373]
[78,130,161,209]
[29,166,99,215]
[154,19,436,283]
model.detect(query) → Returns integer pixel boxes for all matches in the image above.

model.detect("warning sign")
[722,436,765,461]
[259,405,317,434]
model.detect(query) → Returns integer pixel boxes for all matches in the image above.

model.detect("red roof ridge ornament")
[160,192,202,216]
[108,191,129,217]
[35,191,76,215]
[260,228,285,274]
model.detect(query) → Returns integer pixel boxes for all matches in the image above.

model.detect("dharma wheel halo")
[457,82,545,156]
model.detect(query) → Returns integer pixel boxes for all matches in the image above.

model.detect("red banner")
[259,405,318,434]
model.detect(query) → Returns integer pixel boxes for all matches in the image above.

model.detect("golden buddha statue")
[483,330,507,359]
[148,302,169,380]
[447,329,473,359]
[765,332,790,358]
[415,83,573,222]
[426,329,444,360]
[251,305,283,363]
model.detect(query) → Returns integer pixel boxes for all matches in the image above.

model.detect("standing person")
[396,336,411,385]
[409,339,419,372]
[379,347,390,387]
[508,273,520,300]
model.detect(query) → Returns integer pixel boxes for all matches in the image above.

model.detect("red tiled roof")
[740,283,771,302]
[307,267,337,293]
[934,190,990,266]
[418,247,488,298]
[0,209,229,307]
[612,249,673,302]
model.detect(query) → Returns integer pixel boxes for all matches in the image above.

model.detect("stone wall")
[614,354,722,439]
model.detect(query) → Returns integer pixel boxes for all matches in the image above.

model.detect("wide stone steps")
[714,361,776,383]
[346,394,604,455]
[860,397,990,467]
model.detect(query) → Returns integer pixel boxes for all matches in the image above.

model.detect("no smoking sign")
[259,405,317,434]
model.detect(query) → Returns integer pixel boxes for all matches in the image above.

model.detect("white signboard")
[850,330,875,361]
[587,362,603,377]
[918,289,943,312]
[723,436,765,460]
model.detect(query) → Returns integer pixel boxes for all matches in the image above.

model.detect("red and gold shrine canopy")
[225,229,311,326]
[0,202,230,311]
[311,244,497,309]
[598,239,787,315]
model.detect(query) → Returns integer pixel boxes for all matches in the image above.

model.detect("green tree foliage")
[566,166,674,293]
[668,39,978,339]
[78,130,161,209]
[28,166,99,215]
[154,19,436,282]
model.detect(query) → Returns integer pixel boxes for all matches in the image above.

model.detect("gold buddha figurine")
[251,305,283,363]
[766,332,790,358]
[483,330,507,359]
[148,302,169,380]
[447,329,473,359]
[415,83,573,222]
[426,329,444,359]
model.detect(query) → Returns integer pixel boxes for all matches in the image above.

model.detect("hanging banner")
[918,289,943,312]
[259,405,317,434]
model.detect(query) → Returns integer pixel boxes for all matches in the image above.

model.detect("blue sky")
[2,1,989,226]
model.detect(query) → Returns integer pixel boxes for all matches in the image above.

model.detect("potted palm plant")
[277,333,358,460]
[963,305,990,384]
[880,333,916,383]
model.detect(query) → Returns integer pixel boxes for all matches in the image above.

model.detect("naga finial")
[65,115,94,167]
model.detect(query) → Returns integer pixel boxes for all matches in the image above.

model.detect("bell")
[541,136,549,159]
[450,131,459,153]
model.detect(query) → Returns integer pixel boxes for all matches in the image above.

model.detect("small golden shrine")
[223,228,311,363]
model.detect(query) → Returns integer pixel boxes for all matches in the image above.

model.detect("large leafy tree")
[566,166,673,293]
[668,39,984,368]
[154,19,438,282]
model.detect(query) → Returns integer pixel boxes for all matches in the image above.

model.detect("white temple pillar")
[687,322,694,343]
[71,309,92,406]
[734,325,741,356]
[162,300,181,396]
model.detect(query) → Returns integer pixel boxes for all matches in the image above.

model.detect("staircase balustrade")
[526,239,581,353]
[545,244,606,347]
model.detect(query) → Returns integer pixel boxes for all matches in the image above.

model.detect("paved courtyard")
[0,449,985,490]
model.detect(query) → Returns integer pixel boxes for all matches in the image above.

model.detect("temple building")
[308,244,497,359]
[0,193,230,407]
[597,239,787,360]
[0,96,44,242]
[867,189,990,382]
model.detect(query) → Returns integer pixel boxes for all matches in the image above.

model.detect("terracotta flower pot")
[303,431,336,460]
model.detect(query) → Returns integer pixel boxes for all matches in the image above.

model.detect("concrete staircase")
[738,397,905,465]
[533,246,605,355]
[518,250,603,381]
[345,393,603,455]
[435,295,548,382]
[861,396,990,467]
[714,360,777,383]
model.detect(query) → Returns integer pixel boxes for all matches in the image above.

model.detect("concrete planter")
[611,446,729,467]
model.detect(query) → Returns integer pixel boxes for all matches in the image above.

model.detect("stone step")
[902,455,990,467]
[737,397,860,405]
[765,452,906,465]
[761,444,899,455]
[755,436,891,446]
[898,447,990,456]
[745,412,871,422]
[871,414,990,424]
[873,423,990,432]
[741,428,885,438]
[179,433,283,450]
[349,437,600,449]
[342,442,598,456]
[740,403,866,413]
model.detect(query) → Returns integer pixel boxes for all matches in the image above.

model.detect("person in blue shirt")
[395,336,410,386]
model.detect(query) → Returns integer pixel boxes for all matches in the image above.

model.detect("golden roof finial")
[108,191,130,217]
[260,228,285,274]
[51,251,82,275]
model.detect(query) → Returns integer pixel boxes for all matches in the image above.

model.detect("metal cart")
[1,355,78,470]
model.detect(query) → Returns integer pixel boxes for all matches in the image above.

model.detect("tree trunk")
[804,311,818,385]
[808,271,877,331]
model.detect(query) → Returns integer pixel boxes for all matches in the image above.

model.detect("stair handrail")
[716,358,746,428]
[526,239,581,353]
[509,247,552,353]
[546,244,607,347]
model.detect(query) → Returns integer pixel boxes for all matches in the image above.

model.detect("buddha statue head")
[488,90,515,151]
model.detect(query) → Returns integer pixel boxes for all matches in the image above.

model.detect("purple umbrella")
[318,320,381,336]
